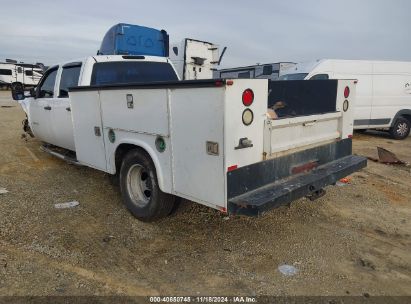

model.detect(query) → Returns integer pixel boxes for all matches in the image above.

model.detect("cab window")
[90,61,178,85]
[38,69,58,98]
[59,64,82,98]
[310,74,329,80]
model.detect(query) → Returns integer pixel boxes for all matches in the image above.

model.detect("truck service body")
[13,55,366,221]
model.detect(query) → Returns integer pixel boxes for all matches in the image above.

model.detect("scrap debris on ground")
[367,146,408,165]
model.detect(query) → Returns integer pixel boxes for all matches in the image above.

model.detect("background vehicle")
[280,59,411,139]
[97,23,169,57]
[213,62,296,80]
[169,38,225,80]
[0,60,44,89]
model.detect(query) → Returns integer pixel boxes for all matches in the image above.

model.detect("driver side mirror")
[11,83,25,101]
[29,88,36,98]
[11,83,36,101]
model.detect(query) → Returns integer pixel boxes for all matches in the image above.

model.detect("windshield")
[91,61,178,86]
[279,73,308,80]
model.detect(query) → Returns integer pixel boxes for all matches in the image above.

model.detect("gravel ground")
[0,90,410,296]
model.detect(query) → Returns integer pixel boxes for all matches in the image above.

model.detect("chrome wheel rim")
[126,164,152,207]
[397,122,409,137]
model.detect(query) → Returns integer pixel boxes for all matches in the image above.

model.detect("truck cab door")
[29,67,58,144]
[50,63,82,151]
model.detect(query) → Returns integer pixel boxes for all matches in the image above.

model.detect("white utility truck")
[12,55,366,221]
[280,59,411,139]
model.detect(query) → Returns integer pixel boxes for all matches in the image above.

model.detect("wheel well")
[400,114,411,124]
[392,110,411,127]
[114,144,151,175]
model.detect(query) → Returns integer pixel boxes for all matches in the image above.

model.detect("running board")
[40,144,82,166]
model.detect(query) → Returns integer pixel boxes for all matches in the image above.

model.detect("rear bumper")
[227,140,367,216]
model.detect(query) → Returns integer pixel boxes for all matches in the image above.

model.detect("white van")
[280,59,411,139]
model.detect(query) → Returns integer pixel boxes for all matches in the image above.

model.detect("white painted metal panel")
[99,89,169,136]
[266,113,341,155]
[336,80,356,138]
[169,87,226,208]
[70,90,107,171]
[224,79,268,169]
[371,74,411,126]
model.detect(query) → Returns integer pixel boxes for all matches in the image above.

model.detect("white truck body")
[13,55,366,219]
[69,78,363,214]
[280,59,411,136]
[169,38,220,80]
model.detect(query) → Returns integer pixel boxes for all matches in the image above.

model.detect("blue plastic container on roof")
[98,23,169,57]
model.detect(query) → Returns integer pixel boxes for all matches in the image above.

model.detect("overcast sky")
[0,0,410,68]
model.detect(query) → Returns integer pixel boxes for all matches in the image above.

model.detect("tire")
[389,117,410,140]
[119,149,175,221]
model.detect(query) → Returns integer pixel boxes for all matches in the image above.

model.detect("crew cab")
[17,55,178,151]
[12,56,366,221]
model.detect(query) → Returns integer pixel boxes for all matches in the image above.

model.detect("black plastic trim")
[354,118,391,126]
[391,109,411,127]
[62,62,82,68]
[121,55,145,60]
[69,79,227,92]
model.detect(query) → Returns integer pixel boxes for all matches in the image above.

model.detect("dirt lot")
[0,90,410,297]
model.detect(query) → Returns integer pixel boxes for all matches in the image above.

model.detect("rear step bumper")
[228,155,367,216]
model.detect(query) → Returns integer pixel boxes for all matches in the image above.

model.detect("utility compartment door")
[70,90,107,171]
[169,87,226,208]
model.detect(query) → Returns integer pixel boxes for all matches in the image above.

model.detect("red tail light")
[242,89,254,106]
[344,86,350,98]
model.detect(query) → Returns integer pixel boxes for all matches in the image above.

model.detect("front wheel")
[389,117,410,140]
[119,149,175,221]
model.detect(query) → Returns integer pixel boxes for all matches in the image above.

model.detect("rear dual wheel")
[119,149,175,221]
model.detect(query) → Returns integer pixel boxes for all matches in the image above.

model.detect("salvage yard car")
[11,54,367,221]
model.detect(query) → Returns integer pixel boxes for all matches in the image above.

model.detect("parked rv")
[280,59,411,139]
[214,62,296,80]
[0,61,44,89]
